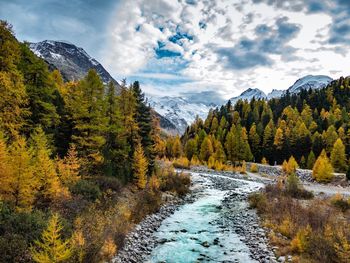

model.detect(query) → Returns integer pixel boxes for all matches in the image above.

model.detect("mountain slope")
[148,96,214,134]
[287,75,332,94]
[230,88,267,104]
[30,40,118,85]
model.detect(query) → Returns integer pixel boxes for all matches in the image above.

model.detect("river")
[114,171,276,263]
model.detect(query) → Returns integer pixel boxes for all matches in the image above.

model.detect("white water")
[147,172,263,263]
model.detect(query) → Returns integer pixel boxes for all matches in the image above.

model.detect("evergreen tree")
[132,142,148,189]
[307,151,316,169]
[184,138,197,161]
[68,70,107,170]
[31,213,72,263]
[132,81,155,172]
[330,138,347,172]
[263,120,275,164]
[103,81,129,178]
[0,132,10,198]
[249,123,260,161]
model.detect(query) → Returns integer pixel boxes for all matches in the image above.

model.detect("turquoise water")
[147,173,262,263]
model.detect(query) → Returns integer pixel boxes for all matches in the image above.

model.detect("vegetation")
[0,21,190,262]
[249,183,349,262]
[163,74,350,183]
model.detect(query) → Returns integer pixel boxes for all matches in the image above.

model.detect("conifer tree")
[103,81,129,177]
[312,150,334,183]
[263,120,275,164]
[132,142,148,189]
[0,22,29,138]
[30,127,66,201]
[307,151,316,169]
[31,213,72,263]
[8,137,37,211]
[56,144,80,187]
[249,123,260,160]
[69,70,107,170]
[184,138,197,161]
[200,136,213,162]
[330,138,347,172]
[0,132,10,198]
[172,136,182,158]
[132,81,155,172]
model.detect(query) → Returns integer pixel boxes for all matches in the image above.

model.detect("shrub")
[250,163,258,173]
[330,194,350,212]
[161,172,191,197]
[261,157,268,165]
[173,157,190,169]
[248,192,267,213]
[71,180,102,201]
[240,161,247,174]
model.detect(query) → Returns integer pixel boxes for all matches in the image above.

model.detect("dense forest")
[165,75,350,181]
[0,21,191,262]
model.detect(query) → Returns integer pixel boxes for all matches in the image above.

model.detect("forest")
[164,76,350,182]
[0,21,191,262]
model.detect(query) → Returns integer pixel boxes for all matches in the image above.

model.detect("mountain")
[230,88,267,104]
[148,96,215,134]
[286,75,332,94]
[230,75,333,105]
[29,40,118,85]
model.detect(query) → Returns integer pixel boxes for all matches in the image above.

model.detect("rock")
[201,241,210,248]
[278,256,286,262]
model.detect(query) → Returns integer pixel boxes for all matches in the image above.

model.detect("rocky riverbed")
[113,171,277,263]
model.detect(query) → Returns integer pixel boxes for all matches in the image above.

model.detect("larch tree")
[56,144,80,187]
[8,136,37,211]
[200,136,213,162]
[330,138,347,172]
[132,142,148,189]
[172,136,182,158]
[0,132,11,199]
[307,151,316,169]
[30,127,67,202]
[31,213,73,263]
[312,150,334,183]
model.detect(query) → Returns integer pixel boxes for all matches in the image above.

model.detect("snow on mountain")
[230,75,333,106]
[287,75,332,94]
[148,96,215,134]
[29,40,118,85]
[230,88,267,104]
[267,89,284,99]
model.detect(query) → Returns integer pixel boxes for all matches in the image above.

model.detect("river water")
[147,172,264,263]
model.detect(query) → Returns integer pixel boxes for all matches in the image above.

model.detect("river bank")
[113,170,277,263]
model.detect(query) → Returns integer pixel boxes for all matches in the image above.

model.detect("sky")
[1,0,350,103]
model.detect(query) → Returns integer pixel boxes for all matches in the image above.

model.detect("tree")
[0,132,11,198]
[200,136,213,162]
[30,127,66,202]
[330,138,347,172]
[312,150,334,183]
[56,144,80,187]
[103,81,129,178]
[132,142,148,189]
[68,70,107,170]
[249,123,260,160]
[132,81,155,172]
[307,151,316,169]
[172,136,182,158]
[31,213,72,263]
[7,136,37,211]
[184,139,197,161]
[283,156,299,175]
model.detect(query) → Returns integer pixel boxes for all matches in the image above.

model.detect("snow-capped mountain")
[267,89,284,99]
[230,75,333,105]
[230,88,267,104]
[148,96,215,134]
[286,75,332,94]
[29,40,118,85]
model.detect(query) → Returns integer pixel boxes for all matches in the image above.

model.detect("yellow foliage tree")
[286,156,299,175]
[31,213,73,263]
[330,138,347,172]
[8,137,37,211]
[0,132,11,198]
[31,127,68,201]
[56,144,81,186]
[312,150,334,183]
[133,142,148,189]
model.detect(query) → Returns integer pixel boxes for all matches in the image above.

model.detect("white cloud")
[102,0,350,99]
